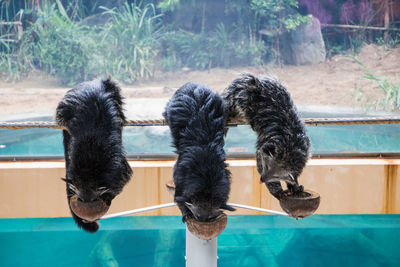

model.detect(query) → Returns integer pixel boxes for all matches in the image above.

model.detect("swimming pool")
[1,215,399,266]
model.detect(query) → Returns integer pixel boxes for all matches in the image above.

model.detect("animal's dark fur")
[223,74,310,200]
[56,78,132,233]
[163,82,235,222]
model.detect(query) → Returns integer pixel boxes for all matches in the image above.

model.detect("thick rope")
[1,116,400,129]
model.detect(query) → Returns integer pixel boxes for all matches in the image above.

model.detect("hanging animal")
[223,74,310,200]
[56,78,132,233]
[163,82,235,222]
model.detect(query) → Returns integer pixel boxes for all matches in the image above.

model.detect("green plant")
[0,24,34,81]
[331,44,343,54]
[209,23,234,67]
[157,0,181,12]
[385,30,400,48]
[25,1,92,85]
[250,0,310,32]
[232,38,266,66]
[351,35,365,54]
[226,0,308,65]
[354,57,400,111]
[0,1,96,84]
[161,54,177,72]
[99,2,162,83]
[178,31,211,70]
[376,37,385,46]
[163,23,267,71]
[162,30,210,70]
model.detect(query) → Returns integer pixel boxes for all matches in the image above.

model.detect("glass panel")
[1,123,399,158]
[1,1,400,158]
[1,215,400,266]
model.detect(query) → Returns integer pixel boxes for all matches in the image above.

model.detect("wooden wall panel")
[228,166,261,215]
[394,166,400,213]
[0,167,67,218]
[385,165,400,213]
[108,167,159,216]
[259,164,388,215]
[298,165,385,214]
[0,159,399,218]
[158,167,180,216]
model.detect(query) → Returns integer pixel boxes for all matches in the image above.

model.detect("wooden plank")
[300,165,385,214]
[158,167,180,216]
[108,167,159,216]
[394,167,400,213]
[383,165,399,213]
[0,159,397,218]
[229,166,261,215]
[0,168,68,218]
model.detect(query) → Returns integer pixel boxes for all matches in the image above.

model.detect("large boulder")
[281,16,326,65]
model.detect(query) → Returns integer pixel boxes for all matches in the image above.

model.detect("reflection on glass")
[0,1,399,157]
[1,123,400,158]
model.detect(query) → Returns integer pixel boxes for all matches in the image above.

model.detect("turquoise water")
[0,215,399,266]
[0,124,400,157]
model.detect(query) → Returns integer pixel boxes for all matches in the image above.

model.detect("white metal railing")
[99,202,288,267]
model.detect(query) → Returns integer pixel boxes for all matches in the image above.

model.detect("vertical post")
[383,0,390,42]
[185,226,218,267]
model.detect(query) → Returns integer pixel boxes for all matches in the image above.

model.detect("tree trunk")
[384,0,390,42]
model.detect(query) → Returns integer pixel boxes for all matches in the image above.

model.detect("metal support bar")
[100,202,288,220]
[100,202,177,220]
[228,203,288,216]
[100,202,288,267]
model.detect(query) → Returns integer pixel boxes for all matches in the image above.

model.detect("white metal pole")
[99,202,287,267]
[100,203,177,220]
[186,226,218,267]
[227,203,288,216]
[100,202,287,220]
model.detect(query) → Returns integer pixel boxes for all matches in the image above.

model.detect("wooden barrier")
[0,159,399,218]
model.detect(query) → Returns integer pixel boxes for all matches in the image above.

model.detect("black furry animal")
[56,78,132,233]
[223,74,310,200]
[163,82,235,222]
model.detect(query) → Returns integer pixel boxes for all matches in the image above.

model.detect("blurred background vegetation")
[0,0,399,85]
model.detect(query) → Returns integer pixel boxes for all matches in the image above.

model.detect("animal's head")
[258,133,310,185]
[64,136,132,223]
[176,195,235,222]
[64,168,127,207]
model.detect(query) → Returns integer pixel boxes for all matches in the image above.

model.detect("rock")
[281,16,326,65]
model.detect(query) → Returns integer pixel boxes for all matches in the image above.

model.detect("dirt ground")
[1,44,399,120]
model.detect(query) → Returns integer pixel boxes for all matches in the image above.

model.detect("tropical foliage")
[0,0,311,84]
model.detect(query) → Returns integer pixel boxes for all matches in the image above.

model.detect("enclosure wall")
[0,159,399,218]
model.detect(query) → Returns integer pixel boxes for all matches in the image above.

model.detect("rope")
[0,121,65,130]
[303,116,400,125]
[1,116,400,130]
